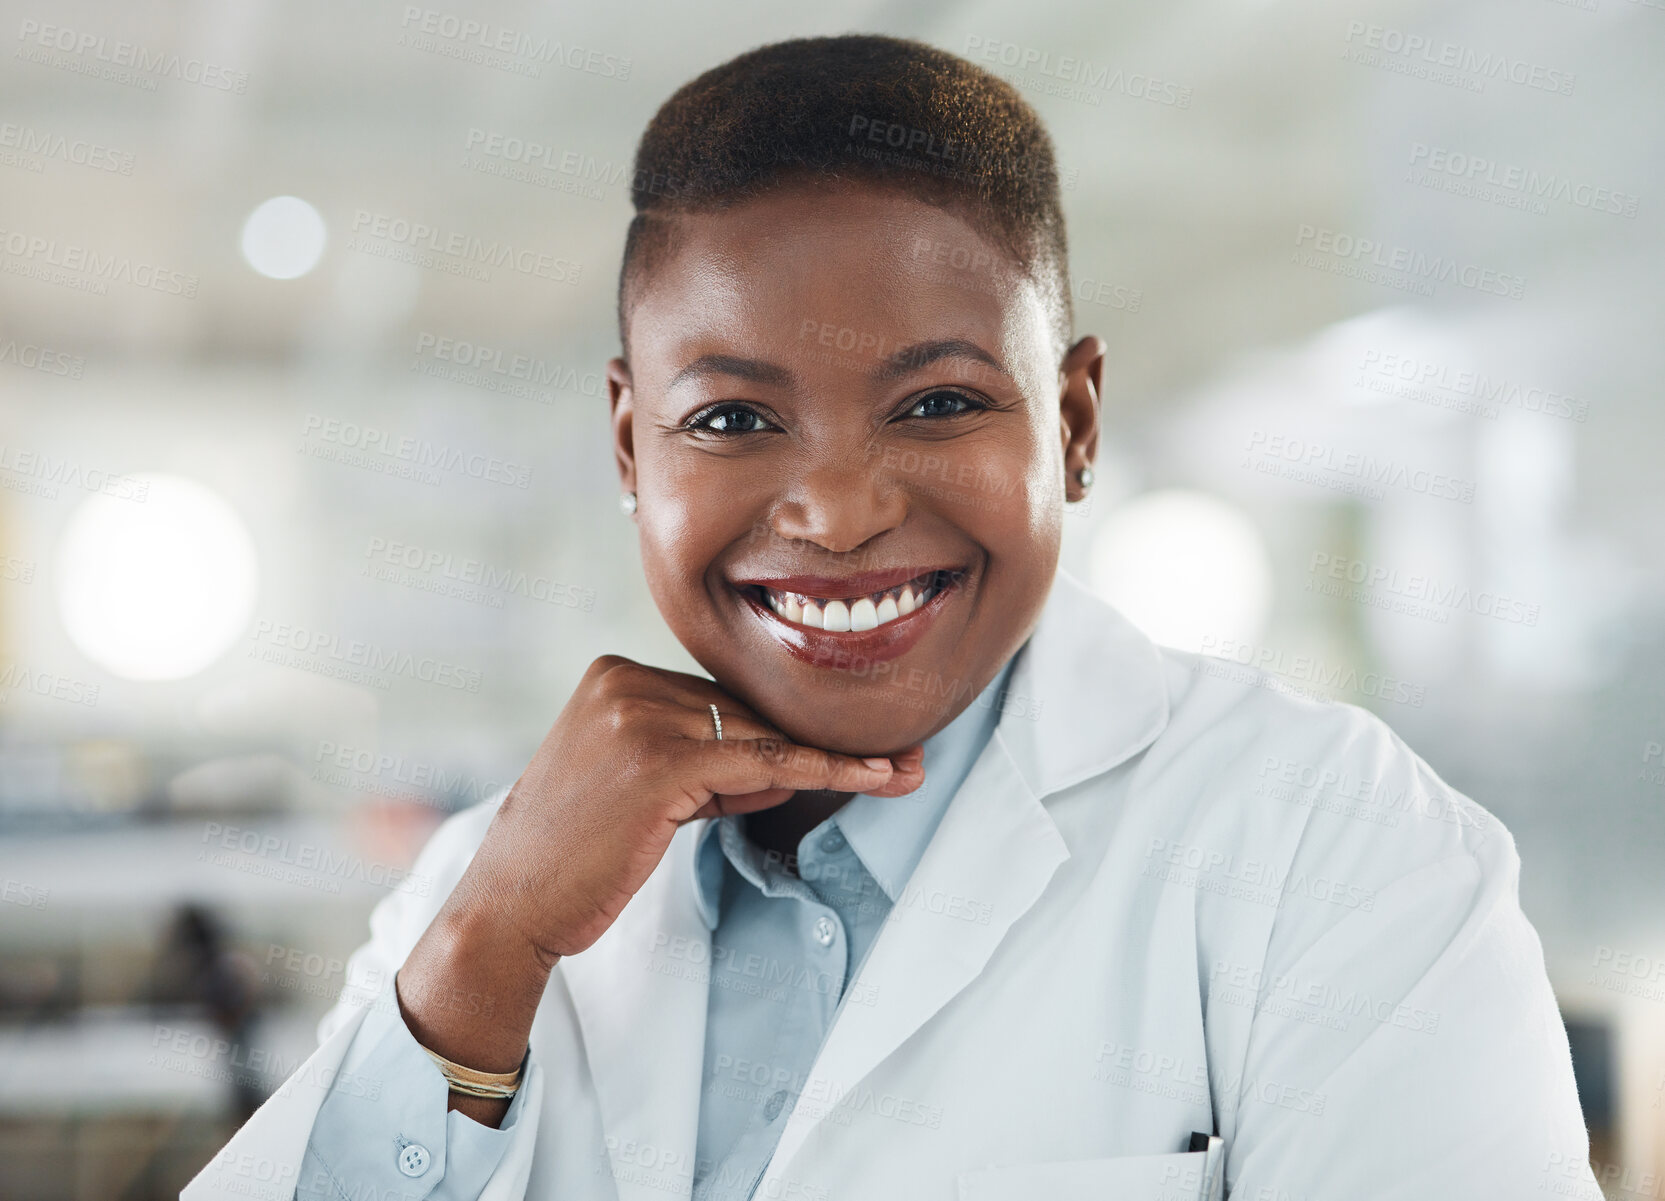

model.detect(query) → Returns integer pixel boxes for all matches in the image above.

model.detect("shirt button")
[764,1089,789,1120]
[814,915,836,946]
[820,830,846,853]
[397,1142,431,1177]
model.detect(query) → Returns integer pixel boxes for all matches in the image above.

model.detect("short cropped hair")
[616,33,1072,365]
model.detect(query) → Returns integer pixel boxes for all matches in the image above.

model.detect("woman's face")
[609,181,1100,757]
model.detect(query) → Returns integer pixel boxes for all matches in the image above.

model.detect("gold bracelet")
[419,1044,524,1099]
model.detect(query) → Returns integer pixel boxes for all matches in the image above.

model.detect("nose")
[768,446,907,553]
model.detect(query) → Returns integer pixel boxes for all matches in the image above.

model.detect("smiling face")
[608,180,1101,757]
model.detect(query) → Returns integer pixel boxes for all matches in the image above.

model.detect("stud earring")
[620,491,637,516]
[1076,466,1094,490]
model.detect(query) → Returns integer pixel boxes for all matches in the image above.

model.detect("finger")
[684,785,798,822]
[680,702,777,747]
[684,751,925,817]
[682,739,926,819]
[890,743,926,766]
[862,763,926,797]
[685,737,899,804]
[860,743,925,796]
[652,673,808,750]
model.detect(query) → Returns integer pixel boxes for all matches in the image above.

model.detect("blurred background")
[1,0,1661,1196]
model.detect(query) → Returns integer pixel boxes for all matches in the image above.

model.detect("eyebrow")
[875,338,1009,382]
[666,353,792,391]
[665,338,1010,392]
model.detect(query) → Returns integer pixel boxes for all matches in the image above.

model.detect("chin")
[746,672,955,757]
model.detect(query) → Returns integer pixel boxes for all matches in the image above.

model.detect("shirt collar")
[996,566,1171,799]
[692,652,1021,929]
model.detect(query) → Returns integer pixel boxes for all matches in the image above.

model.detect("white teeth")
[755,574,948,632]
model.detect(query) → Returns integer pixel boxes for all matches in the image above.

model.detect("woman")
[188,33,1595,1201]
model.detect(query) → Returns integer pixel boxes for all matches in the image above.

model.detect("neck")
[744,790,854,869]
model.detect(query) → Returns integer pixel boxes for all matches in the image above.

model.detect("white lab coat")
[184,569,1598,1201]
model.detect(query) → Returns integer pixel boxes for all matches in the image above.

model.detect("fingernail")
[862,757,893,770]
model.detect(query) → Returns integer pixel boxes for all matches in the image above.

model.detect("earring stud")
[1077,467,1094,489]
[620,491,637,515]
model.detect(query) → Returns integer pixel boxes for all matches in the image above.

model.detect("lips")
[732,566,965,666]
[758,569,943,632]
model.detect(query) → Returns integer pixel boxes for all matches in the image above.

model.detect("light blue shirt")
[691,653,1016,1199]
[297,652,1019,1200]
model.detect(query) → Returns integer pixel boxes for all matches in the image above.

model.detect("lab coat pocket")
[957,1150,1218,1201]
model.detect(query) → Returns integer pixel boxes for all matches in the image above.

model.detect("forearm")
[397,876,557,1127]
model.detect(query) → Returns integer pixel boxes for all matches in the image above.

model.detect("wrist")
[398,889,553,1074]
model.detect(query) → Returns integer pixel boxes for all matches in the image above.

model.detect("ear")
[606,357,637,500]
[1058,335,1104,503]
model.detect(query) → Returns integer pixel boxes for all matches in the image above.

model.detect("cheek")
[637,459,766,601]
[634,460,707,594]
[1019,430,1065,543]
[942,423,1060,551]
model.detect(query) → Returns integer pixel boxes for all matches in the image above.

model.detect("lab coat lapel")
[759,568,1173,1186]
[760,733,1067,1182]
[561,821,710,1201]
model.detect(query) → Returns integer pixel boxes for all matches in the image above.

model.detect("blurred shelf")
[0,1006,315,1116]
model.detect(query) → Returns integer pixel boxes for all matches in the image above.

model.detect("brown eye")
[688,404,778,435]
[905,390,983,419]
